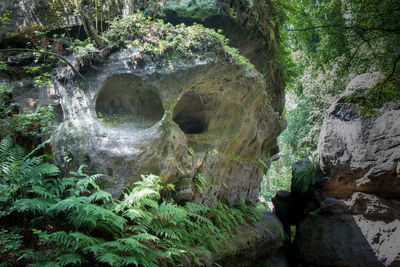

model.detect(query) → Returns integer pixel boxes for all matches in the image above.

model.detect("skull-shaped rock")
[51,26,283,207]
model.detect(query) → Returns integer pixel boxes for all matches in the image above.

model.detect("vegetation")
[261,0,400,199]
[104,12,253,68]
[0,136,263,266]
[1,0,399,262]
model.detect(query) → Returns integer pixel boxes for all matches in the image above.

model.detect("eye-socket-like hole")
[95,75,164,129]
[173,92,207,134]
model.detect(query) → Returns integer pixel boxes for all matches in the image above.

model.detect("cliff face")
[290,73,400,266]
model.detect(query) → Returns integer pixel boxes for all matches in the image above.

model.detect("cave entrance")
[173,92,208,134]
[95,75,164,129]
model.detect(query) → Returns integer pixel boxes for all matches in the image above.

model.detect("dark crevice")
[173,92,208,134]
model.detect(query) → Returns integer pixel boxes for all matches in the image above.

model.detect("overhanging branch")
[0,48,84,79]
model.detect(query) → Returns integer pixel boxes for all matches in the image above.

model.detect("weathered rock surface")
[128,0,285,113]
[215,212,283,266]
[48,45,282,206]
[318,72,400,199]
[296,193,400,267]
[294,73,400,267]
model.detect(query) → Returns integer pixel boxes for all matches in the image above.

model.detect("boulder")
[318,72,400,199]
[271,190,294,226]
[295,73,400,266]
[44,18,284,205]
[296,193,400,267]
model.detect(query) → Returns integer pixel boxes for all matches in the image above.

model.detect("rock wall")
[285,73,400,266]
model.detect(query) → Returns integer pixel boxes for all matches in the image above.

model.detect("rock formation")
[2,1,286,265]
[291,73,400,266]
[7,7,284,207]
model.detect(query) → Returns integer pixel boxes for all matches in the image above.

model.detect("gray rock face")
[295,73,400,267]
[318,72,400,198]
[296,193,400,267]
[50,48,282,204]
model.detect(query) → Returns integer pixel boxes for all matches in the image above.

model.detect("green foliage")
[292,158,321,194]
[0,10,11,30]
[188,146,195,156]
[0,138,263,266]
[262,0,400,201]
[14,105,55,137]
[0,61,7,70]
[193,172,207,193]
[105,12,253,68]
[0,228,24,266]
[260,162,291,202]
[347,77,400,116]
[0,81,55,140]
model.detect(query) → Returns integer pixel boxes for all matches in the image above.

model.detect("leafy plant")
[193,172,207,193]
[0,228,24,266]
[291,158,321,194]
[188,146,195,156]
[0,137,263,266]
[105,12,253,68]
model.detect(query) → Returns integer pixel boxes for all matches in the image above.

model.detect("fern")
[193,172,207,193]
[56,253,83,266]
[292,158,321,193]
[1,138,264,267]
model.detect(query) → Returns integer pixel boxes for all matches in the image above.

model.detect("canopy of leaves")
[262,0,400,198]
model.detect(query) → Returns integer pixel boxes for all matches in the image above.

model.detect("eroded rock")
[318,72,400,199]
[51,45,282,205]
[294,73,400,267]
[296,193,400,267]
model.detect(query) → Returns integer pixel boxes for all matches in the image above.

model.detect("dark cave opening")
[173,92,208,134]
[95,75,164,129]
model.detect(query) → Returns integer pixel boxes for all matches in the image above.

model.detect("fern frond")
[95,252,123,266]
[35,163,60,177]
[57,253,83,266]
[157,202,187,224]
[120,256,138,266]
[131,188,160,202]
[29,185,56,199]
[0,136,14,162]
[43,261,60,267]
[69,232,102,248]
[87,190,112,203]
[133,233,158,242]
[23,139,51,160]
[12,198,53,214]
[153,226,182,240]
[118,237,147,250]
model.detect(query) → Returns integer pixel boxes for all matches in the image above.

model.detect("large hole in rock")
[173,92,207,134]
[96,75,164,130]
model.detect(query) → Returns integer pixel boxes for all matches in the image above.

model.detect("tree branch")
[0,48,84,79]
[345,40,366,70]
[286,24,341,31]
[287,24,400,33]
[383,53,400,85]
